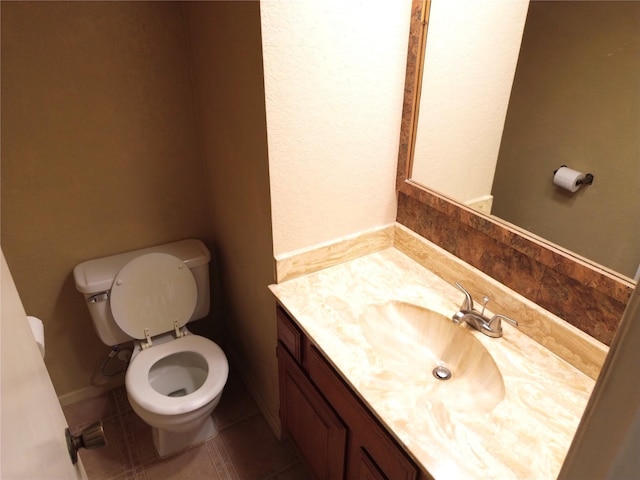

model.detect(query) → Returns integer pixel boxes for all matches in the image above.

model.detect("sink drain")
[432,365,452,381]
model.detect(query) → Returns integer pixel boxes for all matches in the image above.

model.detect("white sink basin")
[359,301,505,412]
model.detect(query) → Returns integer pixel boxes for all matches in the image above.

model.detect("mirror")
[396,0,635,345]
[408,0,639,281]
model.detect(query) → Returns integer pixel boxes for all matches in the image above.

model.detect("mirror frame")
[396,0,633,345]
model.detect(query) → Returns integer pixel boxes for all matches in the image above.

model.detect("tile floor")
[63,372,311,480]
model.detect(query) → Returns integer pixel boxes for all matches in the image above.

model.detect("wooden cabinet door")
[306,344,419,480]
[277,345,347,480]
[355,447,388,480]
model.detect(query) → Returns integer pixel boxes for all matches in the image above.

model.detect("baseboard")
[58,376,124,406]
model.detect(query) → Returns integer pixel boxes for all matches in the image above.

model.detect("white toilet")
[73,239,229,457]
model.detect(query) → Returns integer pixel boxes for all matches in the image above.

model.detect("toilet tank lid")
[73,239,210,294]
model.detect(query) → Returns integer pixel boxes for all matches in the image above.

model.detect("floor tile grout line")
[121,410,145,469]
[113,406,139,472]
[206,438,240,480]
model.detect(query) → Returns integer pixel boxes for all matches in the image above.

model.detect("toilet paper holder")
[553,165,594,187]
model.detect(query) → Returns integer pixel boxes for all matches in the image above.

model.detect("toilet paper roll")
[553,166,586,193]
[27,316,45,359]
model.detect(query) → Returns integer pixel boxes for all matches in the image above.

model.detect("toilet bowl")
[126,333,228,456]
[73,240,229,457]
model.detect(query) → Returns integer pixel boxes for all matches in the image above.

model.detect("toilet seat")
[110,252,197,342]
[125,334,228,416]
[113,252,228,416]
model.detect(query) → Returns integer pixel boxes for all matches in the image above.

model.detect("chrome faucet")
[452,282,518,338]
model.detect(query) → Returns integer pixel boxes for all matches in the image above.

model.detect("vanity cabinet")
[278,344,347,479]
[276,306,432,480]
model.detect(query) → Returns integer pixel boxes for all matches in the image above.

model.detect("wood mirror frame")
[395,0,633,346]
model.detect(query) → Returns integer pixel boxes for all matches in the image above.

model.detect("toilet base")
[152,415,218,458]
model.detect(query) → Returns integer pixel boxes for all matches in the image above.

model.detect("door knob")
[65,420,106,464]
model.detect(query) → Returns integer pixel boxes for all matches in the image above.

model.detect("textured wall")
[1,2,209,398]
[261,0,411,257]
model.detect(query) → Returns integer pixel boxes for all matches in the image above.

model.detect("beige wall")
[182,2,277,431]
[261,0,409,257]
[1,2,210,398]
[492,1,640,278]
[2,0,277,429]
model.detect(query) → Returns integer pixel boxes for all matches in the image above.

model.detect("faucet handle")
[454,282,474,310]
[488,314,518,332]
[480,296,490,316]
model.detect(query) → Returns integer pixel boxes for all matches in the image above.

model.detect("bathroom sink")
[359,301,505,412]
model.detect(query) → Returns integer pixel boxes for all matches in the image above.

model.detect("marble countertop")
[269,247,595,479]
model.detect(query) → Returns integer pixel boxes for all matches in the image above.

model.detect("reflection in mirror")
[409,0,639,280]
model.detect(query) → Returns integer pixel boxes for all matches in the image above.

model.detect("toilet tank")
[73,239,211,346]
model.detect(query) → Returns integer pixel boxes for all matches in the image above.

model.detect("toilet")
[73,239,229,457]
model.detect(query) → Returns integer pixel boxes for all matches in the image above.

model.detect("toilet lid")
[110,253,197,340]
